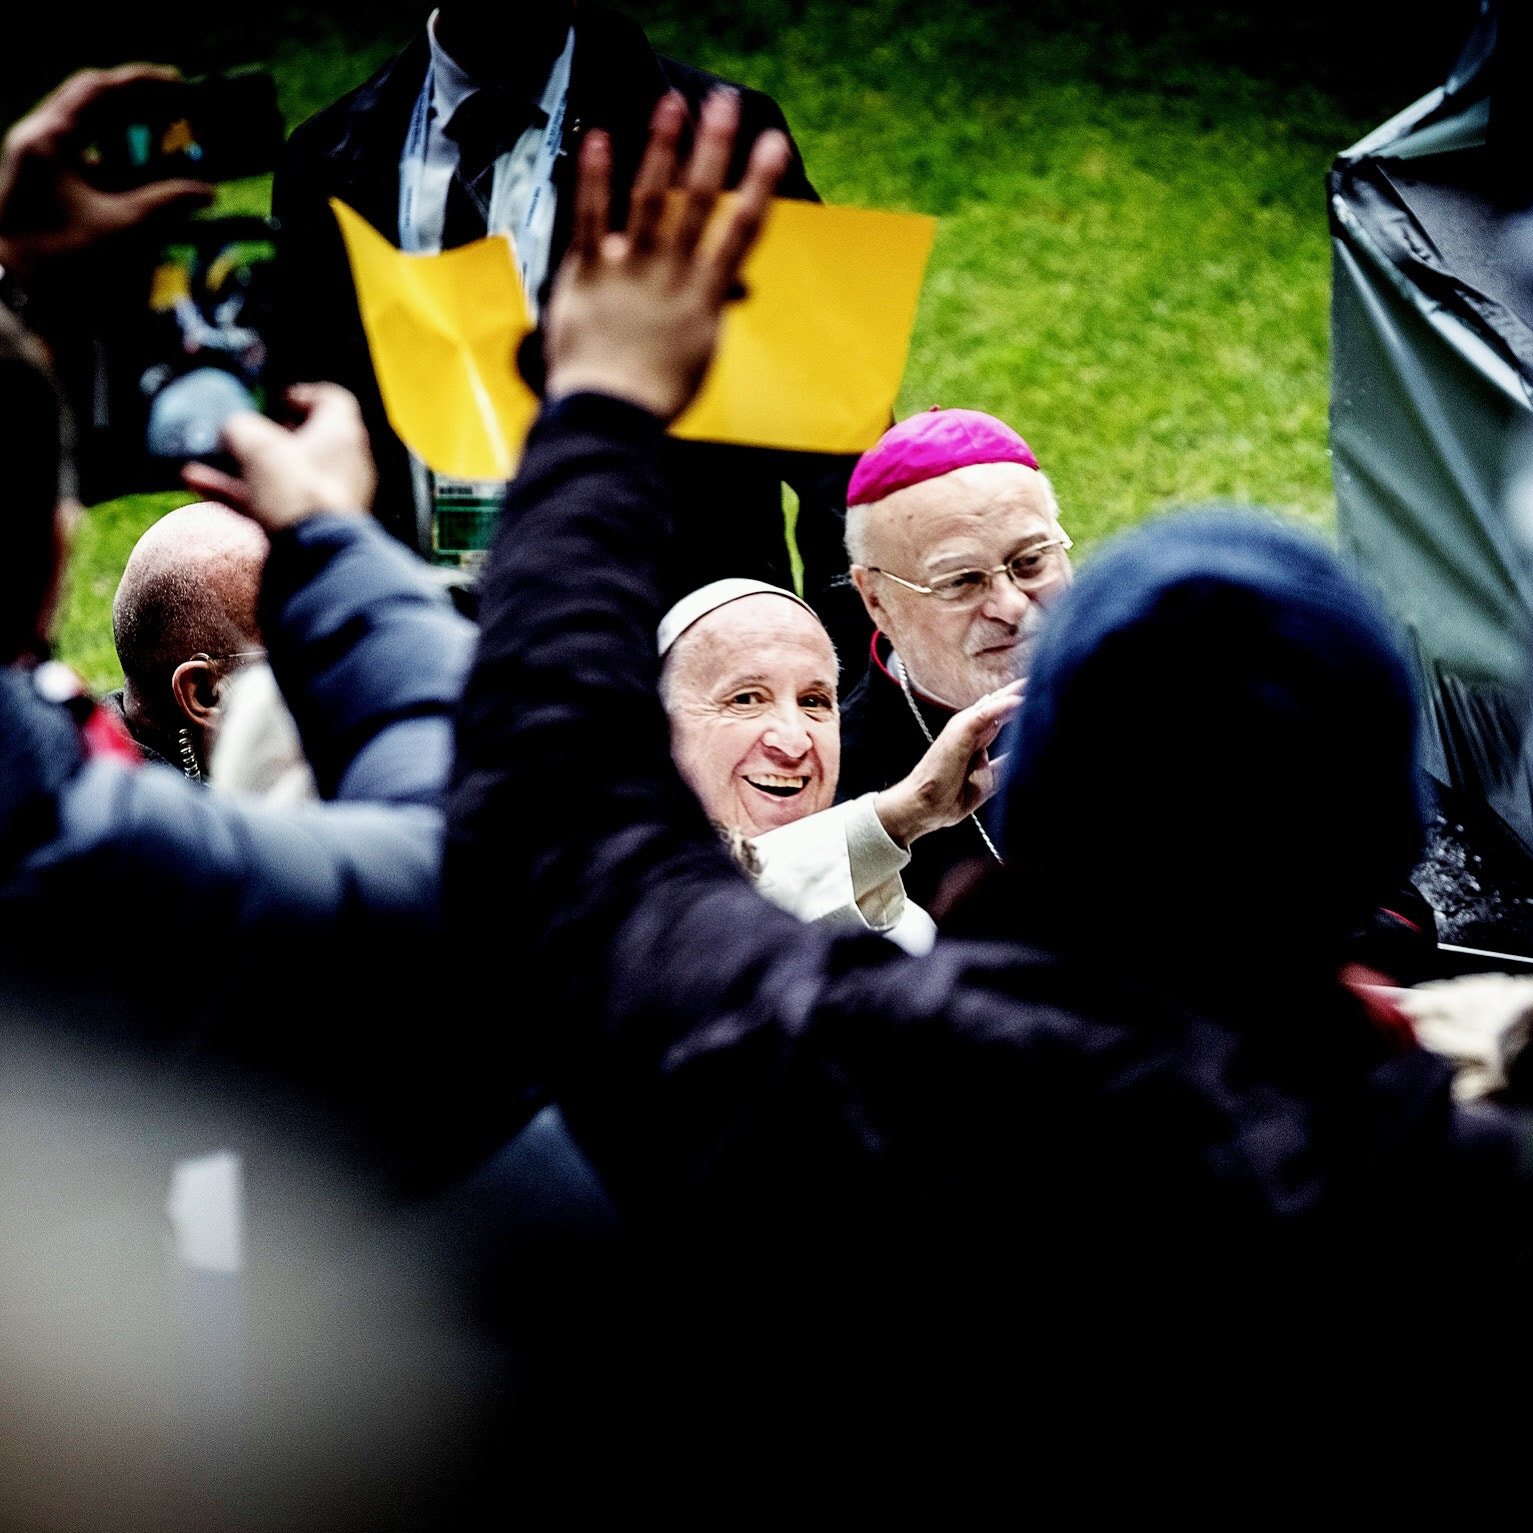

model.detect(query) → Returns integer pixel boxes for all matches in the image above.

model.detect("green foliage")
[55,1,1379,681]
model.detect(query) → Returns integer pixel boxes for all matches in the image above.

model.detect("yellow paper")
[674,198,936,454]
[330,194,935,477]
[330,199,538,480]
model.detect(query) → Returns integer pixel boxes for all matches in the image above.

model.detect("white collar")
[427,9,481,126]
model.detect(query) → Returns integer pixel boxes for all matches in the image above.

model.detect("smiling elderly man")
[660,576,1018,951]
[661,580,840,838]
[838,408,1072,907]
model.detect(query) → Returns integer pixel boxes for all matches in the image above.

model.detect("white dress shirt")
[751,795,938,955]
[403,10,573,313]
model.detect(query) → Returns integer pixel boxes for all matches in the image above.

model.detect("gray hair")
[844,469,1063,564]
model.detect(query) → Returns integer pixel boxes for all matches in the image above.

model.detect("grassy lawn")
[53,2,1371,690]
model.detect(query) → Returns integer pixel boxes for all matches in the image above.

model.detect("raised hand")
[542,87,791,422]
[182,384,377,533]
[0,66,213,282]
[874,679,1025,848]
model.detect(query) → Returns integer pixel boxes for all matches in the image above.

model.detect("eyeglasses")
[196,649,267,667]
[868,536,1073,606]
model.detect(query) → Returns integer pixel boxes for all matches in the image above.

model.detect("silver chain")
[891,652,1003,866]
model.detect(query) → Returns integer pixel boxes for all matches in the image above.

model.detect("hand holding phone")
[75,70,285,192]
[0,65,214,284]
[183,384,379,533]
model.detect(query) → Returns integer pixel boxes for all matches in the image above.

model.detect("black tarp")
[1331,0,1533,949]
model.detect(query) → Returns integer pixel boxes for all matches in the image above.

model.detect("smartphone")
[76,71,285,191]
[71,213,277,498]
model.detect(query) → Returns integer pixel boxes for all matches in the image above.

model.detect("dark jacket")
[99,688,182,773]
[997,510,1431,987]
[0,515,501,1171]
[447,395,1532,1431]
[270,5,859,633]
[836,630,1004,908]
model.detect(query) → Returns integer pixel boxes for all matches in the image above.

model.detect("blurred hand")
[874,680,1024,848]
[0,66,213,282]
[542,88,791,422]
[182,384,378,533]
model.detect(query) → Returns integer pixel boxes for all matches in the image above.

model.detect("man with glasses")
[838,408,1073,906]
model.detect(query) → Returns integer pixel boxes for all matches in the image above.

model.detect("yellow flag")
[330,194,936,479]
[330,199,538,481]
[674,198,936,453]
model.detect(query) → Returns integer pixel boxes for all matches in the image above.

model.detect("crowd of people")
[5,2,1533,1517]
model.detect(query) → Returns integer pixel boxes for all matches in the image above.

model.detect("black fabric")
[446,393,1533,1448]
[836,633,1002,908]
[440,160,488,251]
[0,668,78,874]
[439,88,544,249]
[998,510,1426,997]
[1330,152,1533,386]
[269,4,858,649]
[99,687,184,774]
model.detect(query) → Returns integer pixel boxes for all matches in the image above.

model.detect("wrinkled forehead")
[861,461,1058,568]
[666,595,837,695]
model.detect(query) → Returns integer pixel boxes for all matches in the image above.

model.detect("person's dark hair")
[998,509,1424,986]
[0,309,73,663]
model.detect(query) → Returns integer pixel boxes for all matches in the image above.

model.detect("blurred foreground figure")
[0,65,473,1105]
[0,1013,495,1533]
[447,90,1533,1469]
[0,70,553,1524]
[107,501,267,777]
[839,408,1073,904]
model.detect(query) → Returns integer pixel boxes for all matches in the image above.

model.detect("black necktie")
[440,89,546,249]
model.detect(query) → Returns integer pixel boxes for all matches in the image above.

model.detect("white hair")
[844,469,1063,564]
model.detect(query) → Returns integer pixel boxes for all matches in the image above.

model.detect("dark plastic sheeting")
[1330,0,1533,855]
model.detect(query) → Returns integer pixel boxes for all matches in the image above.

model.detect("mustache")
[967,602,1047,655]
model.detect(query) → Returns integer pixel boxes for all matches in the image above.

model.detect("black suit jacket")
[835,634,1005,909]
[270,5,864,651]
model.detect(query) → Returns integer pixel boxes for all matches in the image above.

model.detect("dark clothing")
[836,631,1001,908]
[0,516,505,1176]
[271,5,860,639]
[0,520,550,1518]
[998,510,1427,990]
[447,394,1532,1440]
[1,514,466,924]
[100,687,185,774]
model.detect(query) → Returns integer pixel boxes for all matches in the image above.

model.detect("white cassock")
[749,794,937,955]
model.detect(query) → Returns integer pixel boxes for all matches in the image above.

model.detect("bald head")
[113,503,268,737]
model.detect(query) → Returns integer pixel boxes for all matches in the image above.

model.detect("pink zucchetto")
[847,407,1041,507]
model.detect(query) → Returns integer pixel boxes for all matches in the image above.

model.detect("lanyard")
[488,26,573,312]
[397,64,434,250]
[398,26,574,315]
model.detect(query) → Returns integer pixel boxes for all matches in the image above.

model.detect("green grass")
[55,3,1371,690]
[639,6,1363,546]
[55,492,195,689]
